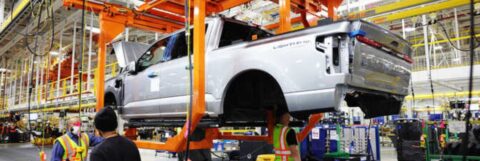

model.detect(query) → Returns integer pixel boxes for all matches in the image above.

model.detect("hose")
[462,0,476,160]
[184,0,193,160]
[77,0,87,160]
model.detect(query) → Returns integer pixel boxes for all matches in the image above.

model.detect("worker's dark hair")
[94,106,118,132]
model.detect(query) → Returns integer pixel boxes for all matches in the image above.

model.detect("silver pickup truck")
[105,16,412,126]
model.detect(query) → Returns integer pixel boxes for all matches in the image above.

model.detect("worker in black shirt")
[91,107,141,161]
[273,111,300,161]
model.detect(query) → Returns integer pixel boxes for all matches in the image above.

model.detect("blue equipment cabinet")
[300,125,381,161]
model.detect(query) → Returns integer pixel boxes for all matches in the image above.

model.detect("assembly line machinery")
[0,0,478,156]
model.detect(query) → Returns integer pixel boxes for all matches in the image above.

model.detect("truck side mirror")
[127,61,136,74]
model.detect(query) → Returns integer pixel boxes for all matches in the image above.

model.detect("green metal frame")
[430,155,480,161]
[424,122,480,161]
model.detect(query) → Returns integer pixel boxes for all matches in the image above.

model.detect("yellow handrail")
[406,91,480,100]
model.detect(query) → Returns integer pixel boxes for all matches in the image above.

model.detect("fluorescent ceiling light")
[434,46,443,50]
[404,27,416,32]
[50,51,59,56]
[85,26,100,33]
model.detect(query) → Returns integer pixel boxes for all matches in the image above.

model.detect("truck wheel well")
[104,92,116,106]
[222,70,287,124]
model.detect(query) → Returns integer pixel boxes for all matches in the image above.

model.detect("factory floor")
[0,143,398,161]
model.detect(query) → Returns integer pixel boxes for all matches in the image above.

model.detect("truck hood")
[112,41,149,68]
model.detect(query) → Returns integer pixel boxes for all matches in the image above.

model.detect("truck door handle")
[114,78,122,88]
[148,72,158,78]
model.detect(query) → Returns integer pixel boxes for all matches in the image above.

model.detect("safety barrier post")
[111,64,117,77]
[95,13,125,111]
[62,80,67,97]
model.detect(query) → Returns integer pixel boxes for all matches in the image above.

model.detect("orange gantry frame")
[62,0,342,152]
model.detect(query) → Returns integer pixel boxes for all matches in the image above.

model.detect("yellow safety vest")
[55,133,90,161]
[273,124,294,161]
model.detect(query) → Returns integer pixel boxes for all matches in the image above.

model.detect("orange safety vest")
[55,133,90,161]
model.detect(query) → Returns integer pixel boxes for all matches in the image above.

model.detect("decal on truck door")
[150,78,160,92]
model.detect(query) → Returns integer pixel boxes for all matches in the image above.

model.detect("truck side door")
[123,38,169,117]
[157,30,191,114]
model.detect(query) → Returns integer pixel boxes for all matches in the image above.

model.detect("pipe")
[70,21,77,94]
[86,11,93,91]
[57,26,64,104]
[453,8,462,64]
[19,59,24,104]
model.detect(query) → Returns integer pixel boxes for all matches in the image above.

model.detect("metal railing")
[412,52,480,71]
[3,62,119,110]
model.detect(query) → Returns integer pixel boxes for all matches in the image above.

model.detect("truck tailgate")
[347,21,412,96]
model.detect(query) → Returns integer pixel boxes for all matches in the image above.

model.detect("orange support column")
[190,0,206,134]
[95,13,125,111]
[267,110,274,144]
[297,113,323,141]
[327,1,337,20]
[300,11,311,28]
[278,0,292,34]
[124,128,138,140]
[134,0,207,152]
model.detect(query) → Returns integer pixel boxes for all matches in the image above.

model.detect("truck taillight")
[356,36,381,48]
[356,35,413,64]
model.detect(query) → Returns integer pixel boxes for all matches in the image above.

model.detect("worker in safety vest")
[273,111,301,161]
[50,116,104,161]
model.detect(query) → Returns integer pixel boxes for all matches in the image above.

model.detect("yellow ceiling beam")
[407,27,480,43]
[0,0,30,33]
[368,0,480,24]
[405,91,480,100]
[348,0,434,19]
[412,34,480,48]
[413,107,449,112]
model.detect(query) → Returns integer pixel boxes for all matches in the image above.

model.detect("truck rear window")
[219,21,272,48]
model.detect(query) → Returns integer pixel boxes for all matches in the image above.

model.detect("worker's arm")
[88,133,104,146]
[50,141,65,161]
[286,129,301,161]
[289,145,301,161]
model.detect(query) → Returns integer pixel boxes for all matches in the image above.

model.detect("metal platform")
[1,94,96,113]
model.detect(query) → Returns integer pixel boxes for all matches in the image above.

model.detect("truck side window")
[164,26,206,61]
[137,25,208,70]
[219,21,272,48]
[137,37,170,71]
[168,30,191,60]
